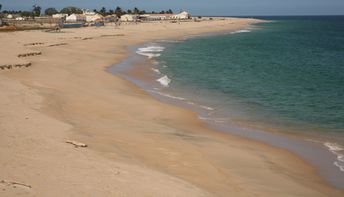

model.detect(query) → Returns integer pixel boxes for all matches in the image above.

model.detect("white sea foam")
[136,52,161,59]
[137,46,165,52]
[199,105,214,111]
[305,138,323,143]
[324,142,344,172]
[198,116,210,121]
[335,162,344,172]
[187,101,196,105]
[156,75,172,87]
[231,29,251,34]
[158,93,185,100]
[152,61,159,66]
[136,45,165,59]
[151,68,161,74]
[324,142,344,152]
[197,116,226,123]
[148,90,186,101]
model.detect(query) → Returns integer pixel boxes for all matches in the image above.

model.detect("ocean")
[108,16,344,188]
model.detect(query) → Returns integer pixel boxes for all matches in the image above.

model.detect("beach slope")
[0,18,343,196]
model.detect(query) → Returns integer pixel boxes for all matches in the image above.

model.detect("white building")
[82,9,96,16]
[139,11,191,21]
[120,14,139,22]
[15,17,25,21]
[140,14,173,21]
[86,13,103,22]
[171,11,191,20]
[81,9,104,22]
[66,14,86,22]
[52,13,68,19]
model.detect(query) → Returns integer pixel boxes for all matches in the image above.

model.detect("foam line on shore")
[136,45,165,59]
[147,90,186,101]
[156,75,171,87]
[231,29,251,34]
[324,142,344,172]
[136,52,161,59]
[151,68,161,74]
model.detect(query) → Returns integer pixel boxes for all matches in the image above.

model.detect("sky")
[0,0,344,16]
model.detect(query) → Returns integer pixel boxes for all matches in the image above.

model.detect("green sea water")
[156,16,344,143]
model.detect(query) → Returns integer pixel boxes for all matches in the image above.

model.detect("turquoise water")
[108,16,344,188]
[155,16,344,143]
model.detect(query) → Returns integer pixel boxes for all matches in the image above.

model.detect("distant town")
[0,4,192,30]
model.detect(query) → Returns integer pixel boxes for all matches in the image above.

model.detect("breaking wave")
[157,75,171,87]
[136,45,165,59]
[324,142,344,172]
[231,29,251,34]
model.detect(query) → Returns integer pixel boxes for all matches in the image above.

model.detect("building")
[120,14,139,22]
[82,9,96,16]
[15,17,25,21]
[81,9,104,22]
[52,13,68,19]
[85,13,103,22]
[171,11,191,20]
[141,14,174,21]
[140,11,191,21]
[66,14,86,22]
[104,15,118,23]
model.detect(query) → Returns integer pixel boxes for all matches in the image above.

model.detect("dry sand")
[0,18,343,196]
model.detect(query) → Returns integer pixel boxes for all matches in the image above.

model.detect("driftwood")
[0,180,32,189]
[18,52,42,58]
[66,140,88,148]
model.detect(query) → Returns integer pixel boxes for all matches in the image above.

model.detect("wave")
[324,142,344,172]
[152,61,159,66]
[137,46,165,52]
[136,45,165,59]
[198,115,210,121]
[231,29,251,34]
[198,115,227,123]
[147,90,186,101]
[156,75,172,87]
[151,68,161,74]
[199,105,214,111]
[136,52,161,59]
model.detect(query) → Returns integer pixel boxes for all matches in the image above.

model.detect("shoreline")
[108,34,344,190]
[1,18,343,196]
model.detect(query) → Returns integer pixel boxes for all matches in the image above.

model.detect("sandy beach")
[0,18,343,196]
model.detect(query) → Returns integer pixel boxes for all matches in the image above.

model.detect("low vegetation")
[0,4,174,18]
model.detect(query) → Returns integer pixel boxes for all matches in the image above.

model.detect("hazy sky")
[1,0,344,16]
